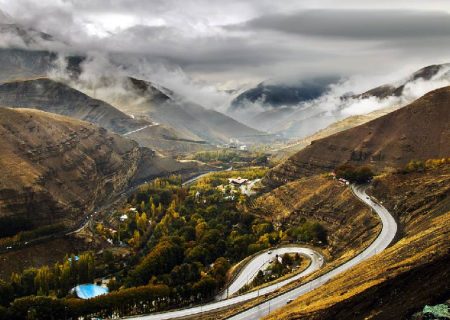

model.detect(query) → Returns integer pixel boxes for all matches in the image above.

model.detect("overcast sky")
[1,0,450,89]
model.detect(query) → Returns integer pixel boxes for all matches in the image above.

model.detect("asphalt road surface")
[127,184,397,320]
[128,247,323,320]
[217,246,323,300]
[227,185,397,320]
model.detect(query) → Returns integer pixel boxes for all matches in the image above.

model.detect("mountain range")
[227,63,450,139]
[265,86,450,186]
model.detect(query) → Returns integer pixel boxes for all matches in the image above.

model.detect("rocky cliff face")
[266,86,450,187]
[0,108,156,231]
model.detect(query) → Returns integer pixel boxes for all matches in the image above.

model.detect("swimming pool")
[74,284,109,299]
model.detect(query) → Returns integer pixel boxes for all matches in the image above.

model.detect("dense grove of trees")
[0,284,170,320]
[0,168,327,319]
[286,221,327,244]
[335,164,374,183]
[190,150,270,166]
[191,150,249,163]
[0,253,95,309]
[118,170,278,303]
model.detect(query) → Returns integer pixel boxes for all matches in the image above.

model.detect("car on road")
[268,250,272,254]
[6,246,12,249]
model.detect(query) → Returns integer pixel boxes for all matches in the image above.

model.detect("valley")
[0,6,449,320]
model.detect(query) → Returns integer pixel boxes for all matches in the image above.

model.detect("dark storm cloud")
[1,0,450,91]
[244,10,450,40]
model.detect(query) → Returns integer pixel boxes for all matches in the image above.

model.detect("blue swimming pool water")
[75,284,109,299]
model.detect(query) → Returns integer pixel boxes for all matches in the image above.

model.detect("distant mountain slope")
[0,23,54,46]
[0,19,61,82]
[272,105,402,160]
[0,77,213,155]
[0,48,55,82]
[110,77,268,144]
[0,78,150,134]
[266,86,450,186]
[230,77,337,110]
[0,107,168,232]
[228,64,450,138]
[357,63,450,99]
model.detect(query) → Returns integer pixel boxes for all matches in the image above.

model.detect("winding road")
[217,247,324,300]
[228,185,397,320]
[122,123,159,137]
[127,184,397,320]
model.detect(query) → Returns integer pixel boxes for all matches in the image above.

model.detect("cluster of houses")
[216,177,261,198]
[217,138,248,151]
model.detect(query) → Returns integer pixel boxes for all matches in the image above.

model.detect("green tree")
[127,239,184,286]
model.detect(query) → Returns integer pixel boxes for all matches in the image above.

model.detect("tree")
[253,270,264,286]
[127,239,184,286]
[77,253,95,284]
[140,200,146,213]
[9,296,65,320]
[210,257,230,285]
[129,230,141,248]
[335,164,374,183]
[34,266,53,296]
[137,212,148,232]
[192,276,217,299]
[282,253,293,267]
[150,198,157,219]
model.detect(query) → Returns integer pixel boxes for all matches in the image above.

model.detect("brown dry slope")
[0,107,186,232]
[266,87,450,187]
[264,165,450,320]
[254,176,380,259]
[0,77,213,156]
[272,105,401,161]
[0,78,150,135]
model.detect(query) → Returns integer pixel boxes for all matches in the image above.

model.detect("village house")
[228,177,249,186]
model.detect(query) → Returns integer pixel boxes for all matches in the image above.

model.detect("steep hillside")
[253,175,380,259]
[0,108,187,234]
[266,86,450,186]
[107,77,269,144]
[0,48,55,82]
[0,78,150,134]
[264,165,450,320]
[272,105,402,160]
[0,77,212,155]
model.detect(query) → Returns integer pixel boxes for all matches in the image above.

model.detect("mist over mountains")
[1,6,450,145]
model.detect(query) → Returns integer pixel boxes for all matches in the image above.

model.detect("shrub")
[335,164,374,183]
